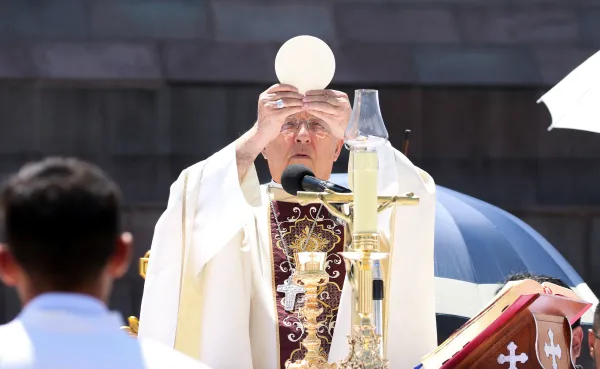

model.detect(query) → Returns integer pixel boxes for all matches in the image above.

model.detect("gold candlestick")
[286,252,337,369]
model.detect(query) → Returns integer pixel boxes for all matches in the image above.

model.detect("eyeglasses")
[280,120,330,134]
[591,329,600,341]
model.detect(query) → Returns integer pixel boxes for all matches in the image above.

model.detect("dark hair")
[0,157,122,290]
[499,271,580,328]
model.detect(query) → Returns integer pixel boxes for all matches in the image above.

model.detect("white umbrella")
[538,50,600,134]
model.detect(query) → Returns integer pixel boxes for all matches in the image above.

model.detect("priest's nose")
[295,124,311,144]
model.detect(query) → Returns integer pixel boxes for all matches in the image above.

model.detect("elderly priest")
[138,50,437,369]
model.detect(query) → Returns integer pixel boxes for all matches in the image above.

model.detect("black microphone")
[281,164,352,196]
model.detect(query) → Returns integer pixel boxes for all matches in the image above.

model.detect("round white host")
[275,35,336,94]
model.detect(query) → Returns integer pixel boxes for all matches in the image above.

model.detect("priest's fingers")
[305,89,348,98]
[302,94,343,106]
[266,83,299,94]
[265,98,304,109]
[303,101,339,115]
[264,91,304,101]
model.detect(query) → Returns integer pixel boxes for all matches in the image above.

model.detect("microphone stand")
[373,260,384,358]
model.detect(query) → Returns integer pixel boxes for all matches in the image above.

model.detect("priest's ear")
[0,243,19,287]
[106,232,133,279]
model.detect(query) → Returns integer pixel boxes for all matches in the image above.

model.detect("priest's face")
[263,111,344,183]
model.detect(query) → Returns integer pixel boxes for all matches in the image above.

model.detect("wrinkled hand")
[256,84,304,143]
[303,89,352,140]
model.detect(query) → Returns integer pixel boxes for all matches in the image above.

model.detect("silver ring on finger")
[275,99,284,109]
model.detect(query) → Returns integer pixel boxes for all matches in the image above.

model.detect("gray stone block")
[212,2,337,43]
[0,84,39,154]
[123,207,164,279]
[421,158,539,209]
[579,8,600,47]
[537,117,600,158]
[169,87,230,156]
[334,44,416,83]
[455,7,579,44]
[536,158,600,206]
[38,87,106,155]
[106,156,172,204]
[103,89,162,155]
[0,45,35,78]
[534,47,598,85]
[90,0,210,40]
[0,0,87,40]
[1,286,20,323]
[591,217,600,283]
[31,43,162,80]
[519,215,587,276]
[414,47,541,85]
[335,5,459,43]
[162,41,277,82]
[108,279,133,321]
[124,207,164,259]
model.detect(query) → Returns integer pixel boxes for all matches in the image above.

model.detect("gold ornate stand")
[120,251,150,337]
[286,252,337,369]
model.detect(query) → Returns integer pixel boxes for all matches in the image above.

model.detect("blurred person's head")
[499,271,583,362]
[588,303,600,368]
[0,158,132,305]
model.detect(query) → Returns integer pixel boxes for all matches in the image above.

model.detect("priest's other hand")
[303,89,352,140]
[256,84,304,143]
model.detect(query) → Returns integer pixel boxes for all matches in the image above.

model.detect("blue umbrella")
[330,173,598,366]
[328,174,598,326]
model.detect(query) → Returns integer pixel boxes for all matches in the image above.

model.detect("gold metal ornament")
[285,252,337,369]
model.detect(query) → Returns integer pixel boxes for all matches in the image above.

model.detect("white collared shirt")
[0,293,210,369]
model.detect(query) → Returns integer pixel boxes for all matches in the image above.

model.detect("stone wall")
[0,0,597,86]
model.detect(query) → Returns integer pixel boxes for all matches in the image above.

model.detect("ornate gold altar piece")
[286,252,337,369]
[296,89,421,368]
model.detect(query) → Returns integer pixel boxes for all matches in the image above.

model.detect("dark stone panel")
[1,286,20,323]
[123,207,164,278]
[108,279,134,322]
[455,6,579,44]
[519,215,587,275]
[106,155,172,204]
[0,45,36,78]
[579,7,600,47]
[591,217,600,283]
[335,4,459,43]
[103,89,162,155]
[537,120,600,158]
[414,47,542,85]
[535,158,600,206]
[162,41,277,83]
[38,87,107,155]
[90,0,211,40]
[421,157,539,209]
[31,42,162,80]
[212,2,337,43]
[533,47,598,85]
[169,86,230,156]
[0,84,40,154]
[0,0,87,41]
[334,43,416,84]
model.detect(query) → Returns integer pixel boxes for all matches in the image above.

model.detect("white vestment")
[0,293,210,369]
[138,141,437,369]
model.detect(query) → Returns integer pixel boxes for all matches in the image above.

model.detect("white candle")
[351,150,378,234]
